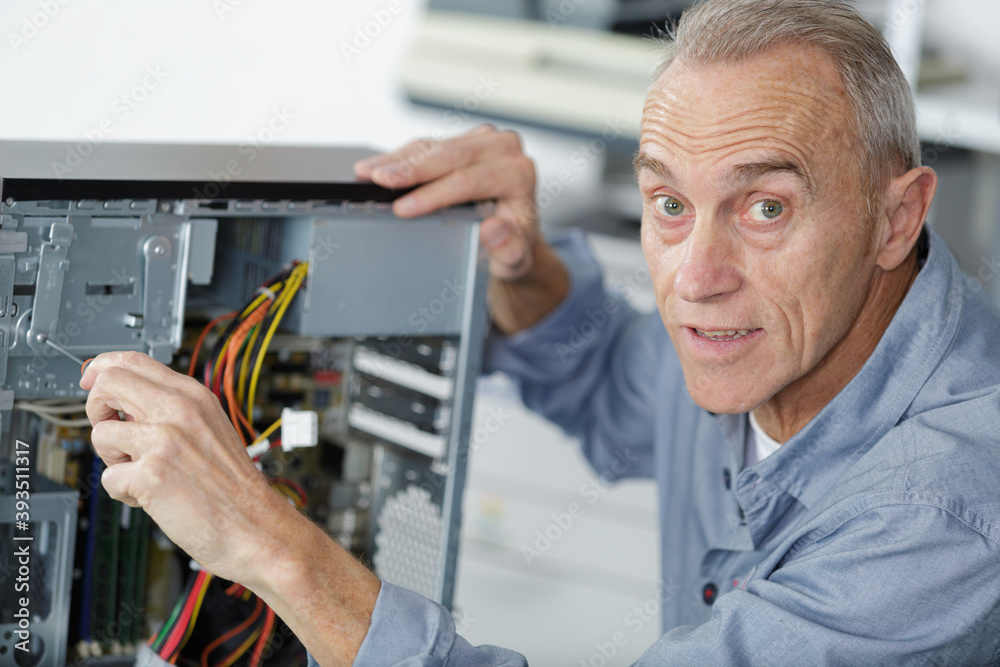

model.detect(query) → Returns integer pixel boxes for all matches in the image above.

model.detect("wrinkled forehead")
[640,44,856,169]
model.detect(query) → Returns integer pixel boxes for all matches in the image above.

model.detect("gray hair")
[654,0,920,214]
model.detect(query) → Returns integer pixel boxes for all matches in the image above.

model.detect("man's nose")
[673,217,741,303]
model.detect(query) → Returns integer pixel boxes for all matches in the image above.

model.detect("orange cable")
[224,302,270,444]
[199,596,264,667]
[249,607,276,667]
[188,311,238,377]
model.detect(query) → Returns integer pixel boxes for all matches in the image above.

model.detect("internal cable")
[188,311,238,378]
[199,596,264,667]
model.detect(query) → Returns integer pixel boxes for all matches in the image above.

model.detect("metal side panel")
[366,226,488,608]
[294,214,481,337]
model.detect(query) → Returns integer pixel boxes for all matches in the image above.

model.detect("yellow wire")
[238,323,262,408]
[218,627,263,667]
[272,482,306,510]
[241,272,298,418]
[247,264,307,422]
[252,417,281,445]
[210,338,231,385]
[172,572,213,662]
[236,284,284,407]
[210,281,284,388]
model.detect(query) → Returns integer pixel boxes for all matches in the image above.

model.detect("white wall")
[0,0,433,147]
[924,0,1000,72]
[0,0,994,147]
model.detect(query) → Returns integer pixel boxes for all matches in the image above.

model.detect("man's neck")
[753,246,921,444]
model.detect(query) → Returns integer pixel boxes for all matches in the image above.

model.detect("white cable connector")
[281,408,319,451]
[256,285,278,301]
[245,439,271,460]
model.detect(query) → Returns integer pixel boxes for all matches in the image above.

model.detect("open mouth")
[694,328,761,342]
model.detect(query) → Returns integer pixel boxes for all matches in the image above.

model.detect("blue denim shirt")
[319,228,1000,666]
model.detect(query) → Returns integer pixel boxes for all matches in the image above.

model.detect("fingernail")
[395,196,417,215]
[373,164,401,179]
[484,223,511,248]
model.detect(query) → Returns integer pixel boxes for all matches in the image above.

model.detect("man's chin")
[685,380,769,415]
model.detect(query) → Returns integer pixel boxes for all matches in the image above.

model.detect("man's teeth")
[697,329,752,340]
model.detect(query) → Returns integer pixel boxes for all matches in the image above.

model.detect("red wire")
[249,607,276,667]
[200,597,264,667]
[211,353,227,398]
[161,570,208,661]
[188,311,237,377]
[270,476,306,503]
[223,301,270,445]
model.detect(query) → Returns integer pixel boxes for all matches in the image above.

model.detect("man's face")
[637,44,880,414]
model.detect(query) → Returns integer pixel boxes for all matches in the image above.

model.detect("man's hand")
[355,125,569,334]
[81,351,284,582]
[81,351,379,665]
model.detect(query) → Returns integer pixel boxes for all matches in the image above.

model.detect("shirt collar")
[718,228,964,545]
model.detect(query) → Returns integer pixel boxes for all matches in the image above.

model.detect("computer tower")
[0,141,489,666]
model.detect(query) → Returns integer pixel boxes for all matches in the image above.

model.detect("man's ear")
[876,166,937,271]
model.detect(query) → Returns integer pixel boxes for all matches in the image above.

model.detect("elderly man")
[82,0,1000,663]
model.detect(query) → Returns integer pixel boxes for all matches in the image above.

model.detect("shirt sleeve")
[483,230,666,480]
[346,581,527,667]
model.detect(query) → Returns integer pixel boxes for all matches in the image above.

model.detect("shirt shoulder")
[798,388,1000,557]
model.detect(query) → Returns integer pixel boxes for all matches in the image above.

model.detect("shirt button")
[703,583,718,605]
[722,468,731,490]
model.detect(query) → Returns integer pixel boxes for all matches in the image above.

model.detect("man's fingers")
[91,419,163,465]
[353,124,500,180]
[84,365,146,425]
[358,127,525,193]
[390,154,535,218]
[85,364,207,430]
[80,350,197,393]
[101,461,141,508]
[81,351,212,425]
[481,216,534,281]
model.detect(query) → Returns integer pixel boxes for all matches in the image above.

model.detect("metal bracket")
[0,255,13,386]
[0,231,28,254]
[141,235,175,363]
[26,221,74,353]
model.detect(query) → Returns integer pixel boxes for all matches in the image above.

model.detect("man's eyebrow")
[633,152,674,183]
[728,159,814,197]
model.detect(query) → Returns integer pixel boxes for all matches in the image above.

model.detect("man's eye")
[654,196,686,217]
[749,200,784,222]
